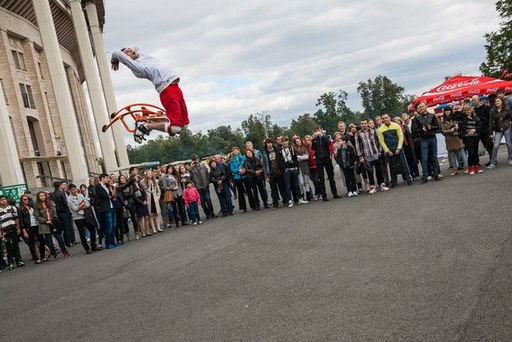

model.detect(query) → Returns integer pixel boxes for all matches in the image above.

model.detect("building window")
[19,83,36,109]
[38,62,44,79]
[0,79,8,105]
[11,50,26,71]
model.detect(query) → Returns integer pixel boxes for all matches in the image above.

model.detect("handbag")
[122,208,130,219]
[163,190,175,203]
[389,156,403,175]
[50,217,63,234]
[83,207,97,226]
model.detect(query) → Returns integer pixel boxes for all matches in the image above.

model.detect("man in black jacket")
[411,102,441,184]
[262,139,287,209]
[94,174,117,249]
[51,181,75,247]
[280,137,304,207]
[472,95,493,165]
[311,126,340,201]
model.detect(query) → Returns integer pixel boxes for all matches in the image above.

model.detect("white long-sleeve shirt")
[112,47,179,93]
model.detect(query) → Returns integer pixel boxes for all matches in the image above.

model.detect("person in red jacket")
[304,135,319,200]
[183,181,202,225]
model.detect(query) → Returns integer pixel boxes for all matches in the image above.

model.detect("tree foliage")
[480,0,512,79]
[290,113,318,137]
[357,75,407,118]
[314,90,356,134]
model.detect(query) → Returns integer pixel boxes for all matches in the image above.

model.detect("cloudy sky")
[101,0,500,141]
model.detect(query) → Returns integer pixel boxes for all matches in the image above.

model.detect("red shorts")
[159,84,190,127]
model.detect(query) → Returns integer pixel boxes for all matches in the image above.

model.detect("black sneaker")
[333,194,341,199]
[485,161,492,166]
[421,178,428,184]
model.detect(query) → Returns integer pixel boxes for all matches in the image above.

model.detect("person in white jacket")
[67,184,98,254]
[111,47,189,143]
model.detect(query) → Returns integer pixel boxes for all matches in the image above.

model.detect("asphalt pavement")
[1,151,511,341]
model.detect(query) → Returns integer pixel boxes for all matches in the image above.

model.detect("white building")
[0,0,128,190]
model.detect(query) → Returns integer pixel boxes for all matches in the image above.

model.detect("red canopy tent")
[409,75,512,109]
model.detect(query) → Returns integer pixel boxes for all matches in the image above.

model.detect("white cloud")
[101,0,500,145]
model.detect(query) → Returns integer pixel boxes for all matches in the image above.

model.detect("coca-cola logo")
[433,95,445,102]
[487,87,498,93]
[468,89,481,95]
[450,92,463,98]
[436,78,480,92]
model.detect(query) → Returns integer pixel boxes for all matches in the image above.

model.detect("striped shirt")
[0,205,18,230]
[355,129,381,158]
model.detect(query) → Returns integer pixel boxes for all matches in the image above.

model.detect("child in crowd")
[183,181,202,226]
[335,135,358,197]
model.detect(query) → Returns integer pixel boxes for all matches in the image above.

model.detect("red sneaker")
[475,164,483,173]
[468,166,475,175]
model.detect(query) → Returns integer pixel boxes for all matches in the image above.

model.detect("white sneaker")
[353,191,358,196]
[347,192,352,197]
[193,222,198,226]
[298,199,309,204]
[368,186,377,194]
[380,183,390,191]
[437,174,444,178]
[287,200,293,208]
[427,176,432,181]
[198,220,203,225]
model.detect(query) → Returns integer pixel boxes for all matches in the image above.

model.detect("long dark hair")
[19,194,32,211]
[442,106,453,121]
[35,191,52,210]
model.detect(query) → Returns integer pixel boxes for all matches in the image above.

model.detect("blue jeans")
[448,148,468,169]
[420,136,438,179]
[58,211,75,246]
[166,203,174,222]
[215,183,234,215]
[491,128,512,164]
[97,210,114,246]
[188,201,200,223]
[44,232,67,257]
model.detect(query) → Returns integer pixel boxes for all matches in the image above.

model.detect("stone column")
[85,1,130,169]
[0,83,25,185]
[32,0,89,184]
[69,0,118,173]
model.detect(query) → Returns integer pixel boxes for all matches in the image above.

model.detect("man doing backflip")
[111,47,190,143]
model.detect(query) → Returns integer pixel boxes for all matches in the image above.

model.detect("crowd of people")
[0,89,510,272]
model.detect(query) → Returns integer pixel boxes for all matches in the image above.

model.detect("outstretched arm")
[111,50,144,77]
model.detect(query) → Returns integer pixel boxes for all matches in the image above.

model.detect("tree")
[289,113,318,137]
[241,113,267,146]
[205,125,245,153]
[314,90,355,134]
[480,0,512,79]
[357,75,407,118]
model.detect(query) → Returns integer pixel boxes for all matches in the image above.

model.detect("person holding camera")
[411,102,441,184]
[67,184,98,254]
[229,146,255,212]
[190,154,216,219]
[312,126,340,201]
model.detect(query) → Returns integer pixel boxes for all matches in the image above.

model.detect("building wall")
[0,6,101,189]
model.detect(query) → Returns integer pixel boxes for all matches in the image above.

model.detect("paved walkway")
[1,153,511,341]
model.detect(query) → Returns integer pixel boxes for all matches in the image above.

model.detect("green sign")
[0,184,28,204]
